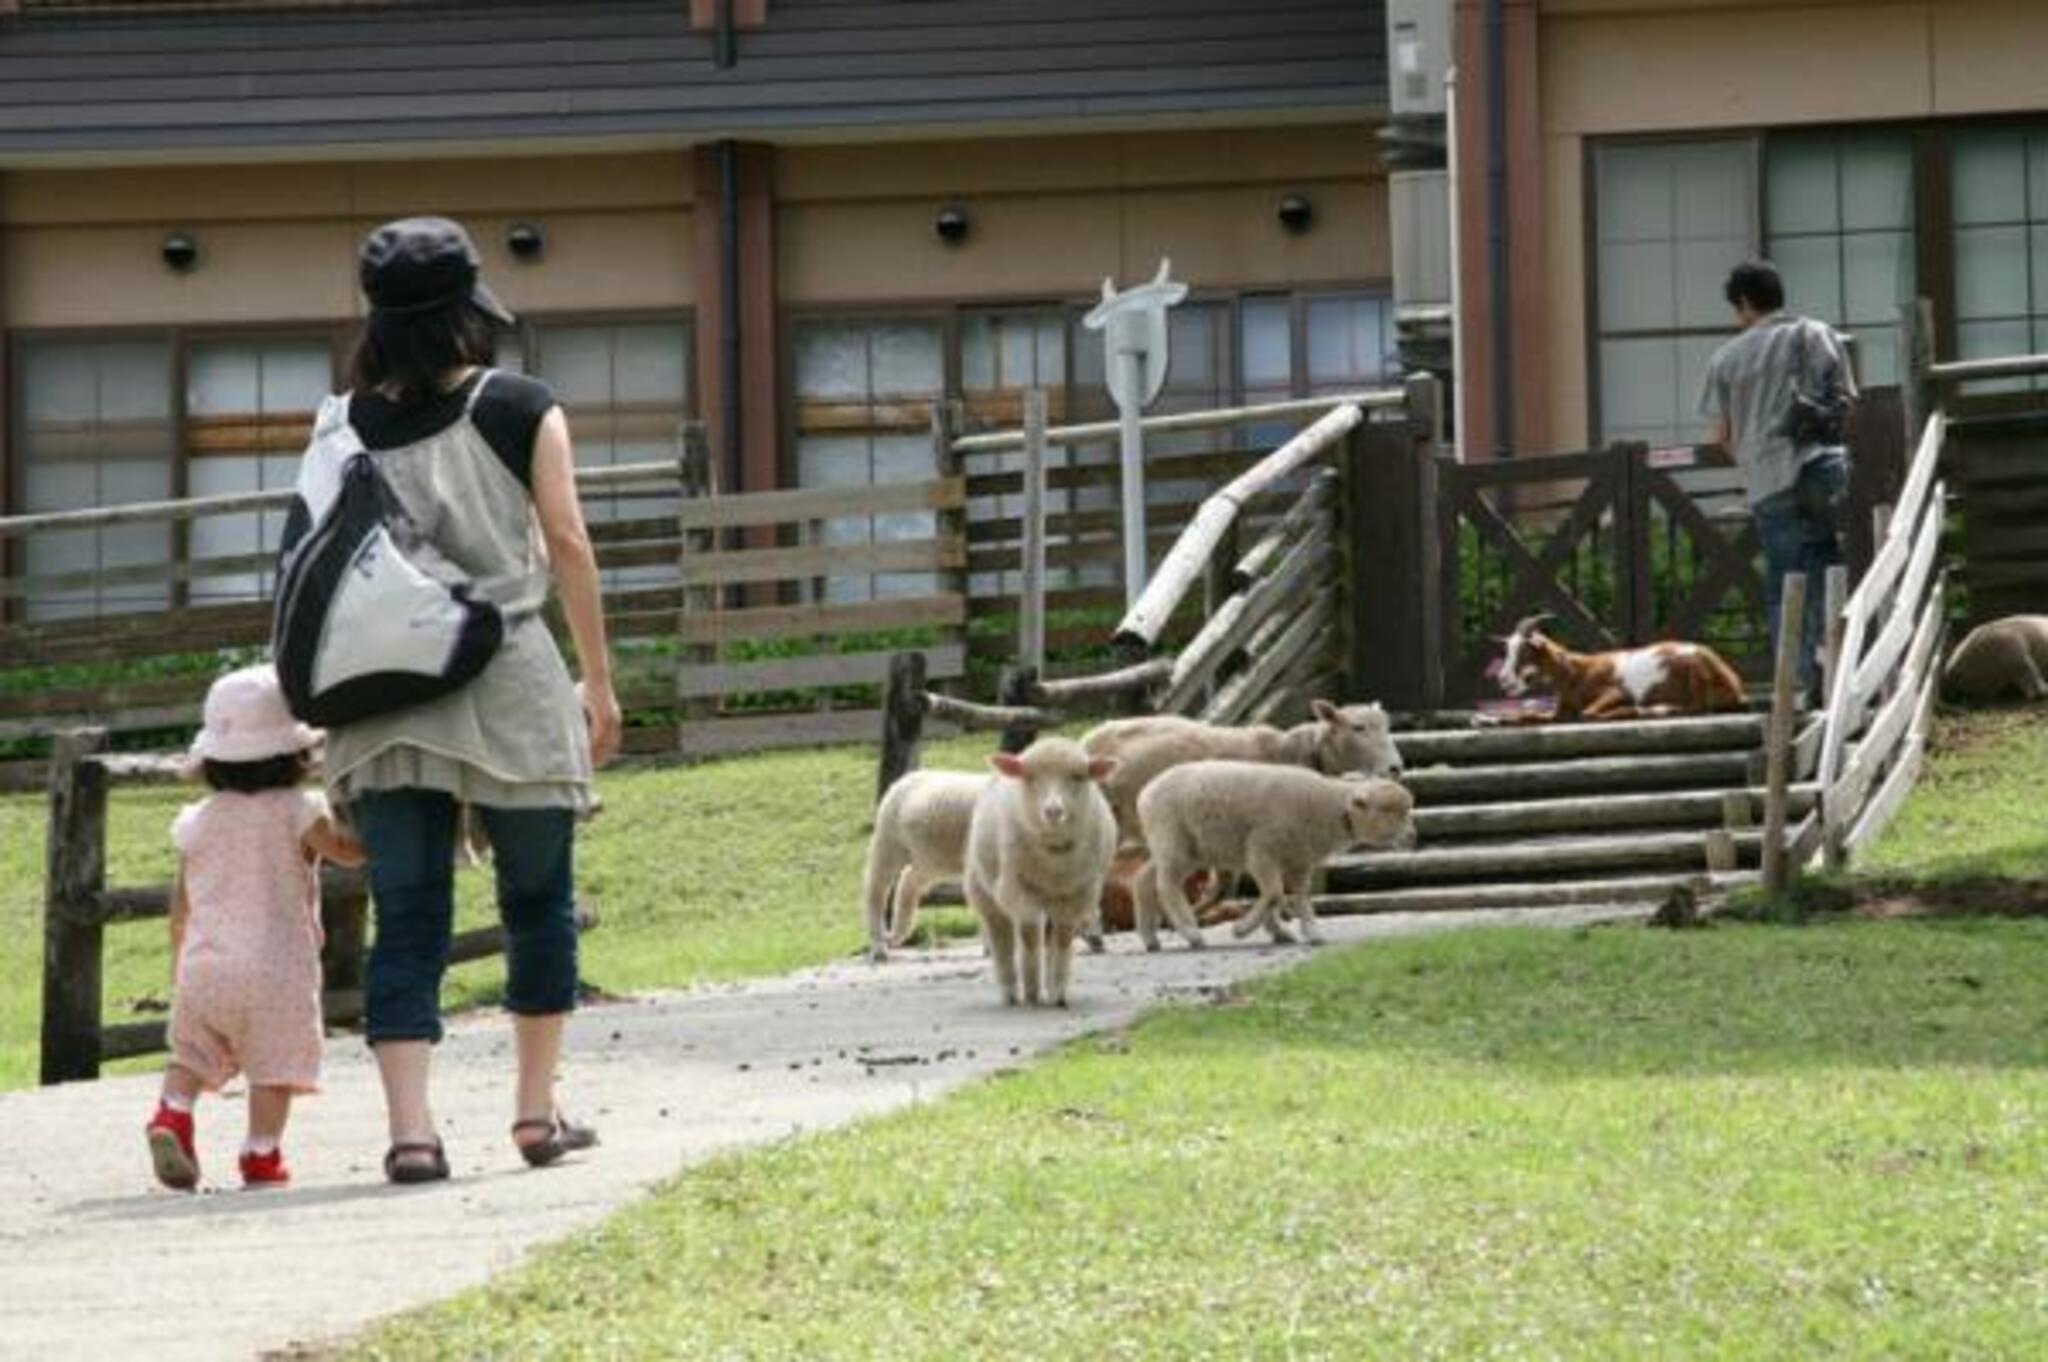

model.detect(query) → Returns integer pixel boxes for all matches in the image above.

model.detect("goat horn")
[1509,611,1553,637]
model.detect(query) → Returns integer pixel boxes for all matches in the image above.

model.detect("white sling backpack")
[271,379,504,727]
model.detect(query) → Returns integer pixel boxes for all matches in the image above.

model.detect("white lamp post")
[1084,258,1188,608]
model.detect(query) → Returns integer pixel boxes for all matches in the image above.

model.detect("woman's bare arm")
[530,406,622,767]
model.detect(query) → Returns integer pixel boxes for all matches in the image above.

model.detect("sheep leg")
[1150,855,1207,951]
[1018,915,1046,1006]
[971,877,1020,1005]
[1247,851,1297,944]
[884,867,931,951]
[863,843,908,963]
[1083,906,1108,955]
[1132,862,1165,953]
[1288,870,1324,946]
[1047,921,1077,1008]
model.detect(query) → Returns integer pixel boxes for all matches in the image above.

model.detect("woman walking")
[323,217,621,1183]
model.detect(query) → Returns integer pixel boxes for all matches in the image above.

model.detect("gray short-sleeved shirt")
[1698,312,1857,506]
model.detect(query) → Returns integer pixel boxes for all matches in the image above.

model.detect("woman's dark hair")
[347,298,500,407]
[1724,260,1786,315]
[202,751,310,795]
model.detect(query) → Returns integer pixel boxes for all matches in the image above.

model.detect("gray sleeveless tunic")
[323,372,593,813]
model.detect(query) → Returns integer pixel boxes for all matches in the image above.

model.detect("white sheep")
[1134,761,1414,949]
[862,769,990,962]
[1083,700,1404,850]
[964,736,1119,1007]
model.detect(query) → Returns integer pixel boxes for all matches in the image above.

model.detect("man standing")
[1700,259,1856,700]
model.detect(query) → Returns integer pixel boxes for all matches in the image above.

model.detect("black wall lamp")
[1277,193,1315,235]
[506,221,547,262]
[934,204,971,246]
[161,231,200,273]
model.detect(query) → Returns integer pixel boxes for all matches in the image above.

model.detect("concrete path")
[0,906,1634,1362]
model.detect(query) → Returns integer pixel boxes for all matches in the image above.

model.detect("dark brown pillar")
[691,141,779,498]
[1454,0,1547,459]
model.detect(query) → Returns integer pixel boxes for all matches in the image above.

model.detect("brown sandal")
[383,1138,449,1185]
[512,1115,598,1169]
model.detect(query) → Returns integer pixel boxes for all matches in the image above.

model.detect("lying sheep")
[1135,762,1414,949]
[964,737,1119,1007]
[863,770,990,962]
[1942,615,2048,703]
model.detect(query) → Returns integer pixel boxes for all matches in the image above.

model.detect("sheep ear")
[988,753,1026,779]
[1086,756,1119,784]
[1310,698,1339,723]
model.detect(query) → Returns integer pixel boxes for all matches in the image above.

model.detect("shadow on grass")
[1124,917,2048,1081]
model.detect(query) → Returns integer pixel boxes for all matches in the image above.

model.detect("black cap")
[358,216,516,326]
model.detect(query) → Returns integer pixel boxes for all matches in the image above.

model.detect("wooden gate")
[1431,391,1906,707]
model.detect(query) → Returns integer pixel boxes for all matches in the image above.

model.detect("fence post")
[876,650,928,806]
[1019,389,1049,673]
[41,728,109,1086]
[1762,573,1807,895]
[1820,564,1849,714]
[1899,297,1935,453]
[997,665,1042,752]
[1408,372,1448,711]
[675,420,716,750]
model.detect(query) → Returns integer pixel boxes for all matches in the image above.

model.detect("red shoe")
[146,1104,199,1191]
[239,1147,290,1188]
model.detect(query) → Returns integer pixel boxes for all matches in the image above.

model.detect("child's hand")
[305,815,367,870]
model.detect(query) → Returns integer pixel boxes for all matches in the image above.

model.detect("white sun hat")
[187,664,321,766]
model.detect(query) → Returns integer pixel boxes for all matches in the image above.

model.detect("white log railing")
[1808,401,1950,870]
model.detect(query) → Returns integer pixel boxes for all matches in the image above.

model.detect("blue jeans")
[1752,453,1849,695]
[353,790,579,1045]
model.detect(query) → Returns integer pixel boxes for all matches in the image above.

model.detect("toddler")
[145,664,364,1190]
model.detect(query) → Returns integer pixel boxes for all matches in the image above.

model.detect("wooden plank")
[677,709,890,760]
[677,537,964,587]
[1401,751,1758,802]
[674,644,965,699]
[1117,403,1363,646]
[1846,410,1944,630]
[0,702,199,744]
[1762,571,1807,895]
[950,390,1399,455]
[1019,388,1048,671]
[1162,530,1333,714]
[669,594,965,646]
[1327,829,1761,887]
[0,673,207,723]
[1203,583,1337,725]
[1831,579,1945,824]
[1847,485,1944,711]
[0,550,276,599]
[1410,787,1817,841]
[1391,713,1763,765]
[1316,871,1758,917]
[673,476,965,530]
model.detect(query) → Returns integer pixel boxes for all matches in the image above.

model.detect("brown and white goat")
[1493,614,1747,721]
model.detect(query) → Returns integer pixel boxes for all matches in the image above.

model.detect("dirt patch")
[1795,878,2048,921]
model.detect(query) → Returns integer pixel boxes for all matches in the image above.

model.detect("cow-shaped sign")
[1083,258,1188,413]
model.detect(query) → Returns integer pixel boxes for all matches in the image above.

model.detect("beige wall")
[778,125,1388,305]
[0,125,1385,331]
[0,152,699,328]
[1535,0,2048,447]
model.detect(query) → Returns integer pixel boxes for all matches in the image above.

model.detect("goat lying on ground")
[1942,615,2048,703]
[1491,613,1747,722]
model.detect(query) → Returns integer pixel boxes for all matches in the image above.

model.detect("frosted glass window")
[12,338,175,619]
[529,320,694,588]
[1949,128,2048,390]
[792,318,944,603]
[1240,297,1293,395]
[1593,138,1757,445]
[1766,132,1914,386]
[185,337,332,603]
[1306,295,1398,393]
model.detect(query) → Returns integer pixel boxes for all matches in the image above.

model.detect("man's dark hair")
[347,298,500,407]
[1724,260,1786,315]
[201,751,310,795]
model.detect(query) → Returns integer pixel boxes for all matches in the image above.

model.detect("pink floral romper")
[167,789,329,1093]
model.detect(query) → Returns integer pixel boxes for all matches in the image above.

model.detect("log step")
[1400,751,1759,803]
[1411,786,1816,841]
[1325,829,1763,888]
[1314,870,1760,917]
[1393,713,1765,766]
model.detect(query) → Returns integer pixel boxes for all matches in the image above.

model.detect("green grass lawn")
[1856,707,2048,884]
[355,918,2048,1360]
[0,730,996,1093]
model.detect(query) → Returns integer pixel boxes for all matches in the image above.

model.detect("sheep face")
[1309,699,1403,778]
[989,738,1117,842]
[1343,777,1416,850]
